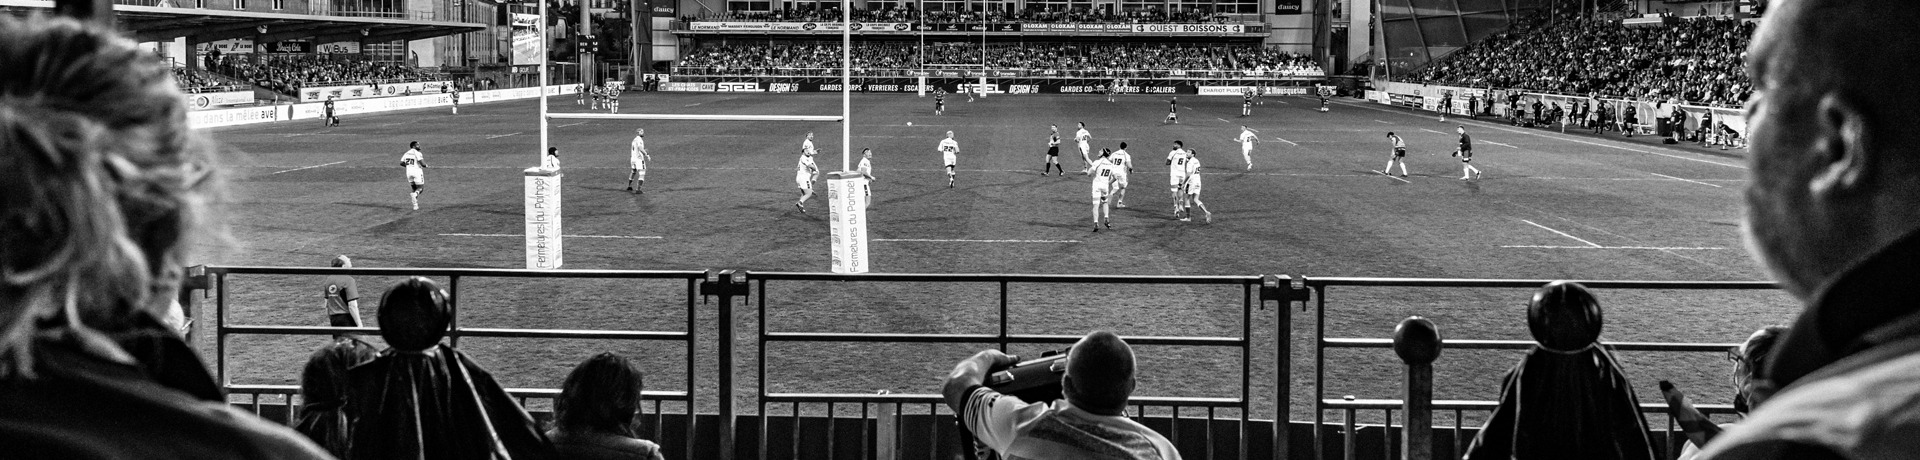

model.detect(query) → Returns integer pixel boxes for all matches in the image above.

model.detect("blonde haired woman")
[0,14,329,458]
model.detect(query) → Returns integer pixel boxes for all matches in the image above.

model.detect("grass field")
[200,91,1796,423]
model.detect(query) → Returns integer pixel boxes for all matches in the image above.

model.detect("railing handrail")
[229,383,692,401]
[749,270,1260,283]
[202,265,708,278]
[1323,398,1739,414]
[1324,338,1740,352]
[1306,277,1774,289]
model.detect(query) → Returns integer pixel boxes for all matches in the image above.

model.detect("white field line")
[1485,141,1518,149]
[1272,136,1299,146]
[1521,219,1602,248]
[1374,120,1394,124]
[485,132,523,139]
[874,238,1081,244]
[440,233,662,239]
[1421,128,1448,135]
[556,121,589,127]
[1650,172,1725,188]
[1500,245,1727,250]
[1371,170,1411,183]
[267,161,345,175]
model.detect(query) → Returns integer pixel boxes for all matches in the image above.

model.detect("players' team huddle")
[578,83,621,113]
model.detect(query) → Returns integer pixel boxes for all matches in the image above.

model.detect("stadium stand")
[209,54,445,95]
[172,66,248,93]
[1398,8,1754,107]
[674,42,1318,75]
[684,6,1247,24]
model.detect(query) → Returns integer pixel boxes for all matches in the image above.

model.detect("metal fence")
[195,266,1779,460]
[744,271,1284,460]
[1305,278,1778,460]
[202,265,709,460]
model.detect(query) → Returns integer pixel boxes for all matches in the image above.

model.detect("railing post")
[703,269,749,460]
[180,265,210,344]
[1261,274,1309,460]
[1393,317,1441,460]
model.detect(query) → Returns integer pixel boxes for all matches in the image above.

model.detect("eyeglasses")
[1725,348,1744,365]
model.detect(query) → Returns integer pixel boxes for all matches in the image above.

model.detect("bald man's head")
[1063,331,1136,415]
[1744,0,1920,300]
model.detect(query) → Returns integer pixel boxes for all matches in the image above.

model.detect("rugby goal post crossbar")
[544,113,845,122]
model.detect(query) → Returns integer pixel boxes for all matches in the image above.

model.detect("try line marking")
[1501,245,1728,250]
[1521,219,1602,248]
[556,121,589,128]
[874,238,1082,244]
[1272,136,1299,146]
[267,161,345,175]
[485,132,522,139]
[1650,172,1724,188]
[1371,170,1411,183]
[1485,141,1518,149]
[440,233,662,239]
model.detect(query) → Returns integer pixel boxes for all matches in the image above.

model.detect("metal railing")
[1303,278,1779,460]
[203,265,709,460]
[743,271,1287,460]
[194,266,1783,460]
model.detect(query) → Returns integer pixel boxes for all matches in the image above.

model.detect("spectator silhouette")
[1463,281,1657,460]
[294,338,379,457]
[0,14,332,459]
[1661,325,1787,459]
[345,277,553,460]
[547,352,666,460]
[944,330,1181,459]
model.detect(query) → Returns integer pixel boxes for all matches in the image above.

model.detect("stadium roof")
[0,0,485,44]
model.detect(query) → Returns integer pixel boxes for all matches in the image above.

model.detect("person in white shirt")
[1075,122,1093,175]
[857,148,875,202]
[938,131,960,188]
[1236,126,1259,170]
[628,128,650,194]
[1108,142,1134,208]
[943,331,1182,460]
[1383,132,1409,178]
[400,141,428,210]
[1166,141,1191,218]
[1182,151,1211,223]
[794,139,818,213]
[544,147,560,170]
[1088,149,1119,231]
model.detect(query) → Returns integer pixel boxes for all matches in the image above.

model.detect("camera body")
[963,350,1068,460]
[985,351,1068,403]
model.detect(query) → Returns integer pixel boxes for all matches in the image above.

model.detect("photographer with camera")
[942,331,1181,460]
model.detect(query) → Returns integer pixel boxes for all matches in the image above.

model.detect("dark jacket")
[1698,230,1920,459]
[0,313,334,459]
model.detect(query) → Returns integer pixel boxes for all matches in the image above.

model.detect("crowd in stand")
[685,5,1244,24]
[1399,6,1754,107]
[676,42,1319,74]
[209,54,443,95]
[172,67,242,93]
